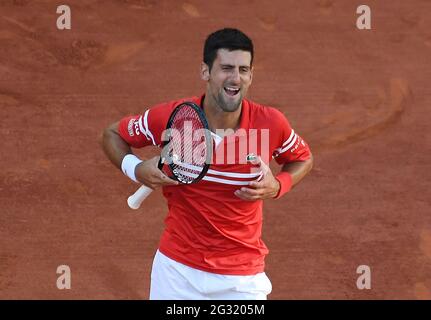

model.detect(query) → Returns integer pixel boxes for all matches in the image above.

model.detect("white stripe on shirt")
[279,134,298,154]
[143,110,156,145]
[282,129,295,147]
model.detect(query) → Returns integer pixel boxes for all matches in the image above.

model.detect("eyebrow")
[220,64,251,69]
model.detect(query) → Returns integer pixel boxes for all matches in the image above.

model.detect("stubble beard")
[215,90,243,112]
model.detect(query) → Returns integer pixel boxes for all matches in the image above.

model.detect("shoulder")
[146,96,201,124]
[245,99,291,127]
[145,95,200,132]
[149,96,201,113]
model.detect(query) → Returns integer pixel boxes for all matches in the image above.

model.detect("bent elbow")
[101,123,118,150]
[307,153,314,173]
[100,127,111,148]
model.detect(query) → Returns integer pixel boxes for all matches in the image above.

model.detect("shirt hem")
[158,247,265,276]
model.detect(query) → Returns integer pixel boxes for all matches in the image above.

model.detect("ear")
[249,65,254,84]
[201,62,210,81]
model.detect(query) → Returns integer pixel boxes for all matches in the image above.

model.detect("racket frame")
[127,101,212,210]
[161,101,212,184]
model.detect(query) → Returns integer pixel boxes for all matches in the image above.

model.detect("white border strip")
[203,176,251,185]
[138,115,150,140]
[279,134,298,154]
[282,129,295,147]
[143,110,156,145]
[173,167,256,186]
[208,169,261,179]
[174,161,262,179]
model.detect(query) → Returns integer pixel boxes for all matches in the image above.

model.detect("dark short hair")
[203,28,254,71]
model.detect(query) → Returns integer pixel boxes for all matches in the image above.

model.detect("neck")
[202,94,242,133]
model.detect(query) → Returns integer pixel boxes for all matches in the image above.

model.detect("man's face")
[202,49,253,112]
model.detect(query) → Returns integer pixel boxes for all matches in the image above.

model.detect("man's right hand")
[135,156,178,189]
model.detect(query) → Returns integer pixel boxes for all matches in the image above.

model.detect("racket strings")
[169,105,210,184]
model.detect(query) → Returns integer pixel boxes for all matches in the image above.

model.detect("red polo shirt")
[118,95,311,275]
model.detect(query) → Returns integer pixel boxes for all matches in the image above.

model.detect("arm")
[280,153,314,187]
[102,121,132,169]
[234,154,314,201]
[102,121,177,188]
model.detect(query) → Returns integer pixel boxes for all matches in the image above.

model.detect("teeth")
[225,87,239,92]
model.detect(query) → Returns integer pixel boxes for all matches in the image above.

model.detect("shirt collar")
[199,94,250,131]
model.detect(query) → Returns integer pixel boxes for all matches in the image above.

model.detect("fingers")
[247,154,261,166]
[148,171,178,187]
[144,174,178,189]
[159,172,178,185]
[248,155,269,177]
[248,179,266,188]
[239,187,261,196]
[234,190,256,201]
[235,157,278,200]
[234,187,264,201]
[135,157,179,188]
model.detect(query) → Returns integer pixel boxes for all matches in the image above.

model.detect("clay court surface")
[0,0,430,299]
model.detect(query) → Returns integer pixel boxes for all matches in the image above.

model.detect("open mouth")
[224,86,240,96]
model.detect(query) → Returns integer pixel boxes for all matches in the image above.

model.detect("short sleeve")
[271,109,312,164]
[118,102,175,148]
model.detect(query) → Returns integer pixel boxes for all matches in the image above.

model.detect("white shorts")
[149,250,272,300]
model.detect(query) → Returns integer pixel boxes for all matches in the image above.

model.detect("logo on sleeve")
[134,120,141,136]
[291,138,302,152]
[127,118,141,137]
[127,119,135,136]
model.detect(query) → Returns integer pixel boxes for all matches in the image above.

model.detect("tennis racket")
[127,101,212,209]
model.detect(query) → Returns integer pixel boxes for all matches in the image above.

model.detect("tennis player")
[102,28,313,300]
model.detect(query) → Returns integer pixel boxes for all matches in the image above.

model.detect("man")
[102,28,313,300]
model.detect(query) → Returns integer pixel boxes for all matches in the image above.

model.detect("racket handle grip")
[127,185,154,210]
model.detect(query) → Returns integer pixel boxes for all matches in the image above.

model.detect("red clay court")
[0,0,430,299]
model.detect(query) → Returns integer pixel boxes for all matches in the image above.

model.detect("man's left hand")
[234,156,280,201]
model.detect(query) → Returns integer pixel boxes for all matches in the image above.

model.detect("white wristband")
[121,154,143,183]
